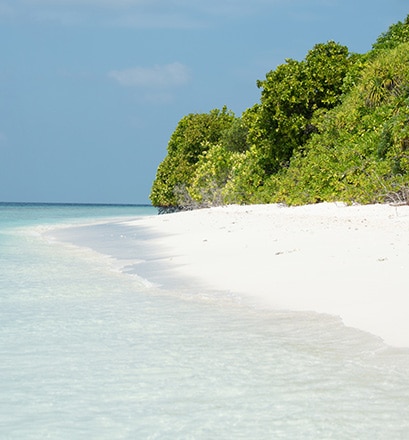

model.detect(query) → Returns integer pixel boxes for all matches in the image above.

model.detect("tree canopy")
[150,15,409,209]
[149,107,237,208]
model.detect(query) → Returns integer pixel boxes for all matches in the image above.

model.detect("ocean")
[1,203,409,439]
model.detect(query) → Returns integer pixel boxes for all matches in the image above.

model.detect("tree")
[220,117,249,153]
[246,41,351,174]
[189,143,239,206]
[371,14,409,53]
[269,42,409,206]
[149,15,409,208]
[150,107,236,208]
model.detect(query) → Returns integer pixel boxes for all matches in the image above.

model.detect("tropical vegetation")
[150,15,409,210]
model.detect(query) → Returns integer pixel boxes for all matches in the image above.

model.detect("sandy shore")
[127,203,409,347]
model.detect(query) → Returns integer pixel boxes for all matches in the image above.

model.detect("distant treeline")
[150,15,409,210]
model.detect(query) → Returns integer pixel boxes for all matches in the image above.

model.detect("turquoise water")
[1,203,409,439]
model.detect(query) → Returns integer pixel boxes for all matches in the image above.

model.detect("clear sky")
[0,1,407,204]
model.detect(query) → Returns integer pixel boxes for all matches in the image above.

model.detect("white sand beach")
[130,203,409,348]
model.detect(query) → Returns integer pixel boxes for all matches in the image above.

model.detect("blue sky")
[0,0,407,204]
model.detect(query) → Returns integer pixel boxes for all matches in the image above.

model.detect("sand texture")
[129,203,409,347]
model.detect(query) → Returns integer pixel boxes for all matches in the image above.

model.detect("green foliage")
[372,15,409,53]
[150,15,409,209]
[149,154,193,207]
[341,53,367,95]
[189,143,239,206]
[246,41,351,173]
[269,42,409,206]
[166,107,235,163]
[358,48,409,107]
[220,118,249,153]
[304,41,351,107]
[223,146,270,204]
[150,107,236,208]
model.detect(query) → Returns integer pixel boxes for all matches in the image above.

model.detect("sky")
[0,0,407,204]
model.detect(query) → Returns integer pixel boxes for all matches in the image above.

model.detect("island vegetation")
[150,15,409,211]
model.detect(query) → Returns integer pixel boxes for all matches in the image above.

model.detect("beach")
[3,203,409,438]
[128,203,409,348]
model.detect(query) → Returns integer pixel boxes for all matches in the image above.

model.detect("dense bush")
[268,42,409,205]
[150,15,409,209]
[149,107,236,208]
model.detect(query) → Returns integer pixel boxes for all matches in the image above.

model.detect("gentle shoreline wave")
[2,203,409,438]
[39,202,409,348]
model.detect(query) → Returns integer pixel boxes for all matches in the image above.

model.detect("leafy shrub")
[150,15,409,209]
[150,107,236,208]
[270,42,409,205]
[188,143,239,206]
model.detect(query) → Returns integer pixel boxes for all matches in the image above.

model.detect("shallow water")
[1,204,409,439]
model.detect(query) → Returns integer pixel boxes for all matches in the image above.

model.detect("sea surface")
[1,203,409,439]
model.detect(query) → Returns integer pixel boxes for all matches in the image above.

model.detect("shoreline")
[127,202,409,348]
